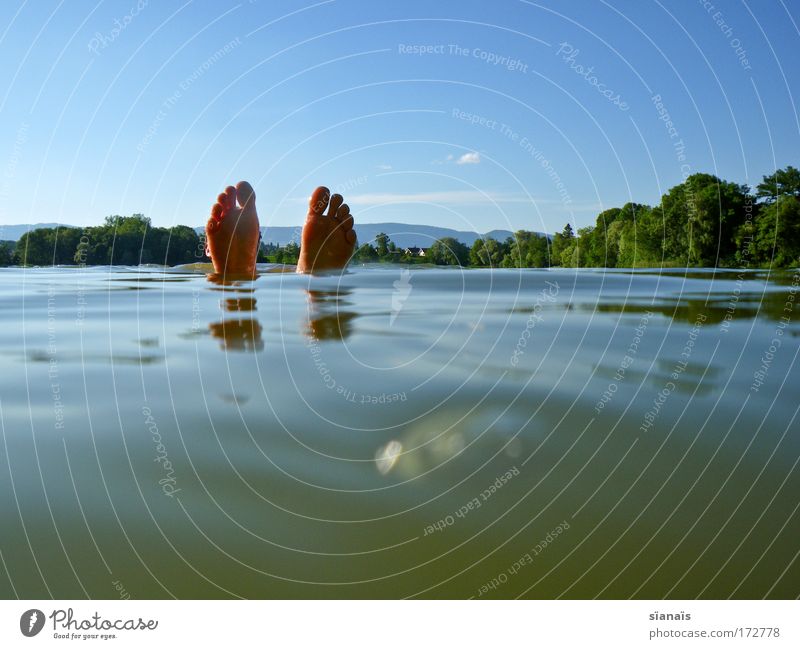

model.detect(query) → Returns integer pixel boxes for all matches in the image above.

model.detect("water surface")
[1,265,798,598]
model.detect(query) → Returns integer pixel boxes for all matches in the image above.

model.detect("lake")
[0,265,798,599]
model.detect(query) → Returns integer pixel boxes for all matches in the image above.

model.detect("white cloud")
[456,152,480,165]
[377,164,392,170]
[432,152,480,165]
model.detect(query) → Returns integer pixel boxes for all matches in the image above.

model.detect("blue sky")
[0,0,797,234]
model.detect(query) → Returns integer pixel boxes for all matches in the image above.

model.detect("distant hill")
[258,223,522,248]
[0,223,76,240]
[194,222,547,248]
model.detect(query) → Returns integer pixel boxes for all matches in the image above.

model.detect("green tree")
[751,197,800,267]
[526,234,550,267]
[0,241,14,266]
[470,238,487,266]
[14,216,205,267]
[14,227,81,265]
[686,175,749,265]
[354,243,378,262]
[427,237,470,265]
[283,241,300,263]
[15,229,52,265]
[550,223,574,266]
[613,203,657,267]
[470,237,504,266]
[159,225,201,265]
[500,237,518,268]
[653,187,691,264]
[503,231,530,267]
[102,214,151,265]
[756,166,800,202]
[560,238,578,266]
[654,175,748,266]
[568,227,596,267]
[375,232,390,258]
[589,208,622,267]
[500,231,549,268]
[72,215,148,265]
[491,231,550,268]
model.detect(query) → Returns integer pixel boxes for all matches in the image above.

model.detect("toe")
[211,203,223,221]
[345,229,357,244]
[236,181,255,208]
[336,203,354,232]
[225,186,237,210]
[309,186,330,216]
[327,193,343,218]
[217,193,229,212]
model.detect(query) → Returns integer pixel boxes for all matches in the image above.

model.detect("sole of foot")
[205,180,260,279]
[296,186,357,274]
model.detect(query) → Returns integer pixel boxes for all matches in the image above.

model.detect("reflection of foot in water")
[207,286,264,351]
[222,297,257,312]
[305,289,358,341]
[208,318,264,351]
[205,181,356,277]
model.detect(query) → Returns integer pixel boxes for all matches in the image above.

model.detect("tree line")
[550,166,800,269]
[351,166,798,269]
[5,215,204,266]
[3,166,799,268]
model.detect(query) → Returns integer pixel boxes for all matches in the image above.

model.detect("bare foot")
[205,181,260,278]
[296,186,357,273]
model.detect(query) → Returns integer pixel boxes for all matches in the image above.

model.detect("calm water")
[0,265,798,599]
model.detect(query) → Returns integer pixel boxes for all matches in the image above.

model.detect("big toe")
[236,181,255,209]
[309,186,330,216]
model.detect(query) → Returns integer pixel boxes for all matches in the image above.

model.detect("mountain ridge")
[250,222,527,248]
[0,223,74,241]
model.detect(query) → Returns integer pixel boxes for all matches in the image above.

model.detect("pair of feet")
[205,181,357,276]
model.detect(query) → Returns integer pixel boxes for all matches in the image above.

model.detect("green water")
[0,265,798,599]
